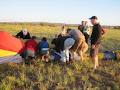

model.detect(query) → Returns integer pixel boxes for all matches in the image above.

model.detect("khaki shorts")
[90,44,100,57]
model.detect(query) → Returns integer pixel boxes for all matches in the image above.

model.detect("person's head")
[89,16,99,25]
[66,28,72,33]
[31,36,36,40]
[42,37,47,41]
[22,28,28,35]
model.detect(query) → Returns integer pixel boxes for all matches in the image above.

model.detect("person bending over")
[52,35,75,63]
[67,29,88,61]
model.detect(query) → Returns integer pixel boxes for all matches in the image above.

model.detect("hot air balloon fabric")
[0,31,24,63]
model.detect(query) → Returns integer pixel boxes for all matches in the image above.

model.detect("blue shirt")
[38,41,49,50]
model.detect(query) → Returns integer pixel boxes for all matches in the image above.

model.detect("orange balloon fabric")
[0,31,25,54]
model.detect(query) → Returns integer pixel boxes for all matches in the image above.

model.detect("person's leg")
[23,50,31,64]
[90,49,96,69]
[44,55,49,62]
[60,50,66,62]
[72,38,83,60]
[69,50,76,61]
[45,51,49,62]
[27,50,36,64]
[74,39,83,52]
[30,51,35,59]
[78,41,88,61]
[95,45,100,67]
[24,50,29,60]
[77,41,85,61]
[90,44,100,69]
[95,55,99,67]
[79,50,83,61]
[65,49,70,62]
[40,50,46,61]
[41,55,45,61]
[92,55,98,69]
[82,42,88,54]
[64,38,75,62]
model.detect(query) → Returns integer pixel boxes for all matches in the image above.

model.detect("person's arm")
[27,33,31,39]
[101,28,106,35]
[16,31,21,38]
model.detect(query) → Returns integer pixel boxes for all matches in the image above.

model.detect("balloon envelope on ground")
[0,31,24,64]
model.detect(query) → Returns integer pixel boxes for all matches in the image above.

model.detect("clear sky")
[0,0,120,25]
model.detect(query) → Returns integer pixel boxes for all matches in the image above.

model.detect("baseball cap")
[89,16,98,20]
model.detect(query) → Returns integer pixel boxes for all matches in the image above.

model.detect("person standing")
[78,21,91,44]
[89,16,103,69]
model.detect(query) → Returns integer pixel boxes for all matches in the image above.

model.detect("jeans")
[60,49,69,62]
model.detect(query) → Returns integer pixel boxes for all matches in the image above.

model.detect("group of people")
[16,29,49,62]
[16,16,105,69]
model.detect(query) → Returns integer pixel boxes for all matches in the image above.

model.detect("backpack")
[103,51,116,60]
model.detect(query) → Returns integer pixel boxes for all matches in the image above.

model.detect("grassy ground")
[0,23,120,90]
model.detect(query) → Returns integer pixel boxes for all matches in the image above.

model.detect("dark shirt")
[91,24,102,45]
[16,31,31,39]
[52,36,71,52]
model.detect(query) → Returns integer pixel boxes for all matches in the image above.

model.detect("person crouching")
[38,37,49,62]
[22,36,38,64]
[52,35,75,63]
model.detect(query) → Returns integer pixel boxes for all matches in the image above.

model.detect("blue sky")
[0,0,120,25]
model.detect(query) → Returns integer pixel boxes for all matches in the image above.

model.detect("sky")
[0,0,120,25]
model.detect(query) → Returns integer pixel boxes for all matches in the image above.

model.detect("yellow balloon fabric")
[0,49,17,57]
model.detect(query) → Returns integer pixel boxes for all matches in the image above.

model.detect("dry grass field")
[0,23,120,90]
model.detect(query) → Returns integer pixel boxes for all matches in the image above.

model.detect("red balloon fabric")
[0,31,25,54]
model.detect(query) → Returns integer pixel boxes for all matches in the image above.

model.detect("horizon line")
[0,21,120,26]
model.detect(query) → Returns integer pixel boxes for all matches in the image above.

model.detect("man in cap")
[89,16,103,69]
